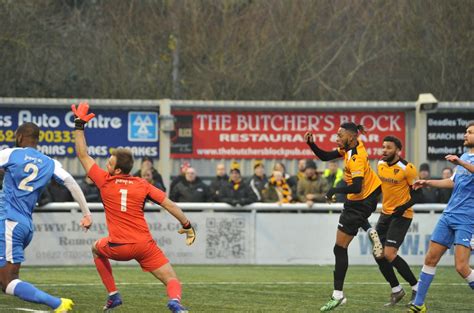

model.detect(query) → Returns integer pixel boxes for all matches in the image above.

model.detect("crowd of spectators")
[0,158,454,207]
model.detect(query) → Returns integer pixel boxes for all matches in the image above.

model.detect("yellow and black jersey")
[337,140,381,201]
[377,159,417,219]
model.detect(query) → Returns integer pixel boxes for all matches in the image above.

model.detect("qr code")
[206,217,246,259]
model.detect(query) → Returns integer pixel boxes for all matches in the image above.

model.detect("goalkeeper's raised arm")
[71,102,96,173]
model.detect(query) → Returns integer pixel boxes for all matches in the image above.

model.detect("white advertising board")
[24,212,472,266]
[255,213,473,265]
[24,212,254,266]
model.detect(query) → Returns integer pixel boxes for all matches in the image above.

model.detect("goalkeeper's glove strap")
[74,119,87,130]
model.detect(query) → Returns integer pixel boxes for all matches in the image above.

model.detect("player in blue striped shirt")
[408,121,474,312]
[0,122,92,312]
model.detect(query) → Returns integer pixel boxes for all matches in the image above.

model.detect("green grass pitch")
[0,265,472,312]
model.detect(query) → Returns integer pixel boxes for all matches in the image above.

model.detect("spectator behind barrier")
[417,163,439,203]
[290,159,307,186]
[323,160,344,188]
[79,176,101,202]
[133,156,166,192]
[296,159,330,206]
[218,162,257,206]
[169,167,211,202]
[170,161,190,192]
[273,162,298,202]
[140,168,166,192]
[248,160,268,202]
[262,170,292,204]
[209,163,229,201]
[437,166,453,203]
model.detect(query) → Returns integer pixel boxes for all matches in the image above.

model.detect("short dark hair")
[304,159,317,170]
[419,163,430,173]
[141,156,153,164]
[111,148,134,174]
[16,122,40,141]
[383,136,402,150]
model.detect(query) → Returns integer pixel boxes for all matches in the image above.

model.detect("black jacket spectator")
[37,188,52,206]
[139,168,166,192]
[248,174,267,202]
[47,179,73,202]
[133,168,165,192]
[418,163,439,203]
[133,156,166,192]
[210,174,229,201]
[437,189,452,204]
[437,167,454,203]
[170,161,190,192]
[79,176,101,202]
[218,168,258,206]
[169,167,211,202]
[248,160,268,201]
[209,163,228,201]
[169,178,211,202]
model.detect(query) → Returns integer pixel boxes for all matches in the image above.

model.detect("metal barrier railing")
[36,202,447,213]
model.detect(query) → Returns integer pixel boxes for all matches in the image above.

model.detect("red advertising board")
[170,111,405,159]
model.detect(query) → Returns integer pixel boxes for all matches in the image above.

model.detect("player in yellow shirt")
[305,122,382,311]
[375,136,420,307]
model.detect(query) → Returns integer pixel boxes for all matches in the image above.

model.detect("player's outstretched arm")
[445,154,474,173]
[72,102,96,173]
[413,178,454,190]
[160,197,196,245]
[304,131,341,161]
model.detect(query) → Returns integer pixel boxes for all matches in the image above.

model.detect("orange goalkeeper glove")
[178,221,196,246]
[71,102,95,130]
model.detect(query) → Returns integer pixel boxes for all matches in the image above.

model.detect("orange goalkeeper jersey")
[377,159,417,219]
[337,140,381,201]
[88,164,166,243]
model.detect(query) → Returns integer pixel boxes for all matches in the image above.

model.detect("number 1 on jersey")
[119,189,128,212]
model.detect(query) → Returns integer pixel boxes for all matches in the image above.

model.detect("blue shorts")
[431,214,474,249]
[0,219,33,266]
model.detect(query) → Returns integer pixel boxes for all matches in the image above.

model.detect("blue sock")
[8,280,61,309]
[414,265,436,306]
[469,281,474,290]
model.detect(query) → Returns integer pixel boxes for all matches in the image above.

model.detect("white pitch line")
[11,309,49,313]
[34,281,467,287]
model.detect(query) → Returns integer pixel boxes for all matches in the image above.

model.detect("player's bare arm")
[413,178,454,190]
[446,154,474,173]
[72,102,96,173]
[160,197,196,245]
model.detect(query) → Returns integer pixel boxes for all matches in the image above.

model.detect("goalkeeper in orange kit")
[72,102,195,313]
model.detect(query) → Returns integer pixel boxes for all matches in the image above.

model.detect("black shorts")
[338,186,381,236]
[376,213,412,248]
